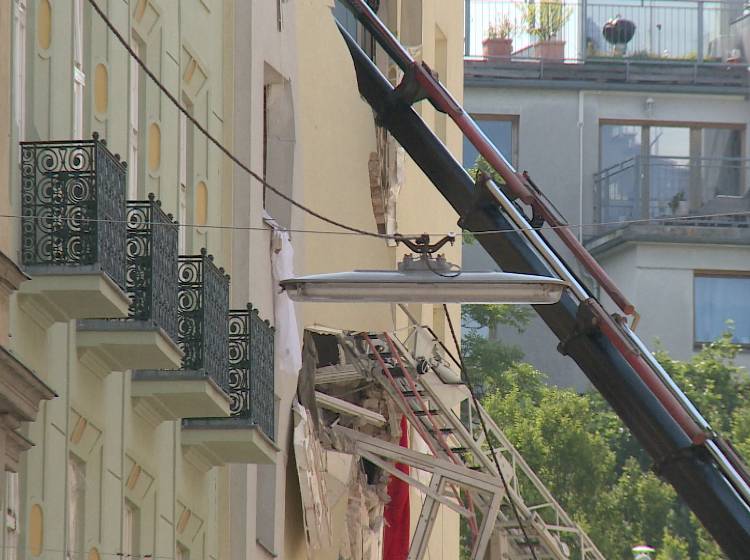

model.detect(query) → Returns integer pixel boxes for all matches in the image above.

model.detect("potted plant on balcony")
[483,17,516,60]
[669,191,689,216]
[522,0,572,62]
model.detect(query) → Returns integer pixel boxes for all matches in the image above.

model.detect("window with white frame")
[128,37,142,199]
[4,473,19,560]
[599,122,745,218]
[694,273,750,345]
[122,501,140,560]
[333,0,375,60]
[178,104,191,252]
[67,456,86,560]
[463,115,518,170]
[72,0,86,138]
[13,0,27,142]
[256,464,276,553]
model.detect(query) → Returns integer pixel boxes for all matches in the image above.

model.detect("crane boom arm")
[336,2,750,557]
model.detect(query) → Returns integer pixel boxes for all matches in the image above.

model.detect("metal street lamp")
[279,234,567,304]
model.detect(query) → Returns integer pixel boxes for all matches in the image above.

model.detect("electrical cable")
[4,210,747,239]
[424,255,462,278]
[442,304,541,560]
[85,2,750,248]
[86,0,388,241]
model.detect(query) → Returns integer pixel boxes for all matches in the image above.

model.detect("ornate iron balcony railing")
[20,133,127,289]
[228,305,275,440]
[126,195,179,340]
[178,250,230,389]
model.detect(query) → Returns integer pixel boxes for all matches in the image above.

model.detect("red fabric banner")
[382,415,410,560]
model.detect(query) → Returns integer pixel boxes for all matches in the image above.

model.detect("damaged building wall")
[291,0,465,558]
[295,337,401,560]
[292,328,474,560]
[295,0,463,341]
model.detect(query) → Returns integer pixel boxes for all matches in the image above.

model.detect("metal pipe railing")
[464,0,743,64]
[595,155,750,231]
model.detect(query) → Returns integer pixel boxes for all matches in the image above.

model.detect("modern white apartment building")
[463,0,750,390]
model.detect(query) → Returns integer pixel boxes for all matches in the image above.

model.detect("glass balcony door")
[598,122,745,227]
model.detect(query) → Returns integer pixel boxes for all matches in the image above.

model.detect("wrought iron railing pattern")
[126,195,179,340]
[20,133,127,289]
[178,250,230,389]
[228,305,275,440]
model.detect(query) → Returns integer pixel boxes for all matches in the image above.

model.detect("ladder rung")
[414,409,441,416]
[387,366,405,378]
[426,427,454,435]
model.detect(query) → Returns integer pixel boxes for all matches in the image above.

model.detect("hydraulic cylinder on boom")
[336,1,750,557]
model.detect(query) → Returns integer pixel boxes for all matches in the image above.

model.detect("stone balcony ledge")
[181,416,278,471]
[131,370,231,425]
[18,266,130,329]
[76,319,183,377]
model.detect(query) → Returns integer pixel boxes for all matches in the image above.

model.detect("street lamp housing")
[279,255,567,304]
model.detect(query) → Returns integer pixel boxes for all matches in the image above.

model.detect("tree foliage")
[462,305,747,559]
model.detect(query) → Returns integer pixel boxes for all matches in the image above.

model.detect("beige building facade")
[292,1,465,558]
[1,1,466,560]
[5,1,281,560]
[0,2,57,560]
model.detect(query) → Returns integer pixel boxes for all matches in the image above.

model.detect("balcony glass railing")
[465,0,745,63]
[125,195,179,340]
[178,250,230,389]
[20,134,127,288]
[594,155,750,233]
[228,305,275,440]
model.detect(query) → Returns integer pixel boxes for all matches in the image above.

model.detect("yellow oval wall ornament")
[88,547,101,560]
[148,123,161,172]
[38,0,52,51]
[94,64,109,115]
[29,504,43,556]
[196,182,208,226]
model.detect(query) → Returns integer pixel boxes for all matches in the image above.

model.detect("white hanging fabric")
[271,229,302,381]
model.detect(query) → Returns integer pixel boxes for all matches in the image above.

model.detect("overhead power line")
[86,0,387,240]
[69,3,750,248]
[443,304,540,560]
[3,210,748,238]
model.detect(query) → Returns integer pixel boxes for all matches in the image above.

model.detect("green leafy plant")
[470,331,744,558]
[521,0,572,42]
[668,190,686,214]
[486,17,515,40]
[467,154,506,186]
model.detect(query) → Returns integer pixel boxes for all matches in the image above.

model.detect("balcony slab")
[464,59,750,96]
[586,222,750,257]
[0,345,56,422]
[181,418,278,471]
[131,371,231,425]
[18,268,130,328]
[76,320,183,378]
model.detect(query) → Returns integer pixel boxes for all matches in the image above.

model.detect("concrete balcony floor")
[131,370,231,425]
[76,320,183,377]
[18,267,130,328]
[181,417,278,471]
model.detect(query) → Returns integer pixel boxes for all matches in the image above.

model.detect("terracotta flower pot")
[536,39,565,61]
[482,38,513,60]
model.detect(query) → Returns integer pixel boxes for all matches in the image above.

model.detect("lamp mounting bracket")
[394,233,455,255]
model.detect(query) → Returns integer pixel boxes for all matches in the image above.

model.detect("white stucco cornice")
[0,344,56,423]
